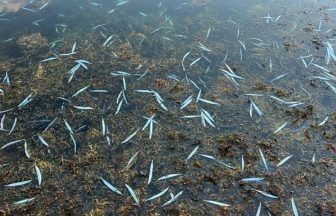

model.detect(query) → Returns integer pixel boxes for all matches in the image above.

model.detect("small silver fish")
[125,184,139,205]
[204,200,230,207]
[148,160,153,185]
[35,164,42,186]
[101,177,122,195]
[5,180,32,187]
[158,173,181,181]
[121,129,139,144]
[146,187,169,201]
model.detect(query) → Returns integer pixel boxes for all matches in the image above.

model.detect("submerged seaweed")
[0,0,336,215]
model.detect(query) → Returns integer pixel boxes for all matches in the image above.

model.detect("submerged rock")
[16,33,48,56]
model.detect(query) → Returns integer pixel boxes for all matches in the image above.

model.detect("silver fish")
[38,134,49,147]
[121,129,139,144]
[126,151,139,169]
[148,160,153,185]
[240,177,264,183]
[8,117,17,135]
[255,189,278,199]
[181,51,191,71]
[146,187,169,202]
[13,197,35,205]
[274,122,288,134]
[291,198,299,216]
[101,177,122,195]
[277,155,292,167]
[256,202,262,216]
[125,184,139,205]
[258,149,268,171]
[204,200,230,207]
[158,173,181,181]
[35,164,42,186]
[5,180,32,187]
[186,146,199,162]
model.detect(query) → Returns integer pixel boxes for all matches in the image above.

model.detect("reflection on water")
[0,0,29,12]
[0,0,336,215]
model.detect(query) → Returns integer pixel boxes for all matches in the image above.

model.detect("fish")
[196,90,202,102]
[116,0,129,6]
[277,155,292,167]
[17,93,34,108]
[39,2,48,10]
[32,18,45,26]
[319,117,329,126]
[115,100,123,115]
[5,180,32,187]
[105,135,111,146]
[274,122,288,134]
[240,177,264,183]
[158,173,182,181]
[71,85,90,97]
[35,164,42,186]
[251,100,263,116]
[199,154,216,160]
[270,73,288,82]
[190,57,202,67]
[90,2,103,6]
[206,28,211,39]
[180,95,193,109]
[103,36,113,46]
[13,197,35,205]
[2,71,10,85]
[70,133,77,153]
[186,146,199,162]
[146,187,169,201]
[254,189,278,199]
[41,57,59,63]
[291,198,299,216]
[162,191,183,207]
[125,184,139,205]
[241,155,244,172]
[148,160,153,185]
[121,129,139,144]
[43,117,57,133]
[73,106,94,110]
[126,151,140,169]
[238,39,246,50]
[198,43,211,52]
[154,92,168,111]
[63,119,73,134]
[258,149,268,171]
[0,114,5,130]
[21,7,36,13]
[8,117,17,135]
[24,141,30,159]
[312,63,330,72]
[71,42,76,53]
[89,89,108,93]
[38,134,49,147]
[101,177,122,195]
[201,109,215,128]
[256,203,262,216]
[181,51,191,71]
[204,200,230,207]
[198,98,220,106]
[101,118,106,136]
[92,24,106,30]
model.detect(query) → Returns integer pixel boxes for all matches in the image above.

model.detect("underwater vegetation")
[0,0,336,215]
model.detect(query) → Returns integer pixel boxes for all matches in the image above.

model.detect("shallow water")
[0,0,336,215]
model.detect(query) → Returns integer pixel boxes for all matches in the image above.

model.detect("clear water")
[0,0,336,215]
